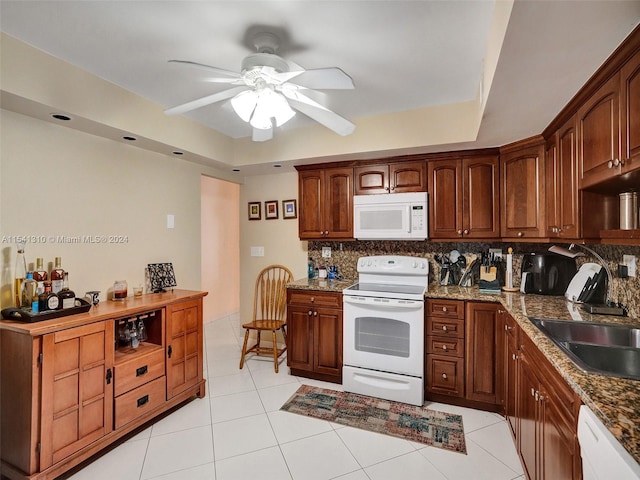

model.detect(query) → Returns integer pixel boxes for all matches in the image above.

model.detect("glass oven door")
[343,295,424,377]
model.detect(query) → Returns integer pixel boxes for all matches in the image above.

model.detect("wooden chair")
[239,265,293,373]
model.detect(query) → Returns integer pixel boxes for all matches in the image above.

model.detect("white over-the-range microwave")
[353,191,428,240]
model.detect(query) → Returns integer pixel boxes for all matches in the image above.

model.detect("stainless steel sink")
[531,318,640,380]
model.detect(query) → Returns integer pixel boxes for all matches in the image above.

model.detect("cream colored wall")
[0,109,228,307]
[239,172,308,322]
[201,176,240,322]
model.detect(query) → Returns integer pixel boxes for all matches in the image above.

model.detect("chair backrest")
[253,265,294,322]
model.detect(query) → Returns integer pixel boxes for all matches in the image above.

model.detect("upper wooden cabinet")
[297,167,354,240]
[428,156,500,240]
[577,73,621,189]
[500,138,546,239]
[354,160,426,195]
[545,116,580,239]
[621,49,640,176]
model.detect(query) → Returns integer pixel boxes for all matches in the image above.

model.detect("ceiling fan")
[164,31,356,142]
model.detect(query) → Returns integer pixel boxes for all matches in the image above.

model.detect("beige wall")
[0,109,229,307]
[238,172,308,321]
[201,175,240,322]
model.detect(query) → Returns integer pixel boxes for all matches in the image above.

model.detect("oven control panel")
[357,255,428,274]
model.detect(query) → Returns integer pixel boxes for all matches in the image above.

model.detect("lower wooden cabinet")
[512,317,582,480]
[465,302,499,404]
[286,289,342,383]
[0,290,207,480]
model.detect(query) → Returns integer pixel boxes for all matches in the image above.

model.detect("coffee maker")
[520,253,577,295]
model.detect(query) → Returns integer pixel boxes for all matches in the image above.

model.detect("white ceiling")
[1,1,640,169]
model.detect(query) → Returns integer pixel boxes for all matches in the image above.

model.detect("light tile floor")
[67,315,525,480]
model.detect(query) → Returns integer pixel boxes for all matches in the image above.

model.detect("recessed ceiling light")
[122,136,137,141]
[232,168,241,172]
[273,164,282,168]
[51,113,71,121]
[172,151,184,156]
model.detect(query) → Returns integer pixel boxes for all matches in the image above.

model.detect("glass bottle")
[51,257,65,294]
[14,241,27,308]
[33,257,48,295]
[38,281,59,311]
[21,272,39,312]
[113,280,128,301]
[137,318,147,343]
[58,272,76,309]
[129,320,139,348]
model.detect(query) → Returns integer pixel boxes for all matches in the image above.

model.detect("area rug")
[280,385,466,454]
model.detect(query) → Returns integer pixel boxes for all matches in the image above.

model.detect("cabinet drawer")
[287,290,342,308]
[114,376,166,430]
[426,317,465,338]
[114,348,165,397]
[426,299,464,319]
[426,355,464,397]
[426,335,464,357]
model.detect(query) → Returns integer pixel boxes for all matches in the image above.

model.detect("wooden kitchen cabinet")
[498,310,519,438]
[428,155,500,240]
[621,49,640,177]
[286,289,342,383]
[578,73,621,189]
[425,299,465,398]
[0,291,207,480]
[516,328,581,480]
[297,167,353,240]
[354,160,426,195]
[465,302,499,405]
[500,137,546,239]
[545,116,580,239]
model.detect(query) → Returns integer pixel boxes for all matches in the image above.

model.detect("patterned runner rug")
[280,385,466,454]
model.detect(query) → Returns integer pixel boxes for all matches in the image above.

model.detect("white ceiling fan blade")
[164,86,248,115]
[204,77,245,85]
[168,60,241,79]
[252,127,273,142]
[289,68,354,90]
[283,90,355,136]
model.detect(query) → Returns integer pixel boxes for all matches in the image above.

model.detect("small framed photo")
[265,200,279,219]
[282,199,297,219]
[248,202,261,220]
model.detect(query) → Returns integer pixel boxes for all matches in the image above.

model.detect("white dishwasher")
[578,405,640,480]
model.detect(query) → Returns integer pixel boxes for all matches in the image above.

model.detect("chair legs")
[239,327,287,373]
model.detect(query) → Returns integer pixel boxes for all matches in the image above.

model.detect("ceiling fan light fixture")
[230,89,258,122]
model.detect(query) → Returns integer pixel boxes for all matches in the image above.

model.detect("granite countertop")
[287,279,640,465]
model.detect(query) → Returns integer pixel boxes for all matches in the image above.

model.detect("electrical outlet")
[322,247,332,258]
[623,254,636,277]
[489,248,503,261]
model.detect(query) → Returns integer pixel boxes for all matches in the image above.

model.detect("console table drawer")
[114,348,165,397]
[114,376,166,430]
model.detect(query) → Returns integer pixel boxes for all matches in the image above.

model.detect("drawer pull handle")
[137,395,149,408]
[442,345,448,351]
[136,365,148,377]
[442,325,448,332]
[442,306,448,312]
[442,373,448,379]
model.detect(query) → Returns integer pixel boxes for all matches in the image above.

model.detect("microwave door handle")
[406,205,411,233]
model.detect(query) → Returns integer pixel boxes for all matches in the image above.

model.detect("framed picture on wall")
[248,202,261,220]
[282,199,297,219]
[265,200,279,219]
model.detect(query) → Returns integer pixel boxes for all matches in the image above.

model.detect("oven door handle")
[343,295,423,309]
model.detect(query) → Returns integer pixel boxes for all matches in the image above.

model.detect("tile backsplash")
[308,240,640,319]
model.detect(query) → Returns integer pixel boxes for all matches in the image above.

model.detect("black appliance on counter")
[520,253,577,295]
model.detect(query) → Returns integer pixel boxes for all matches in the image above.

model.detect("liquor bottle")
[33,257,48,294]
[13,242,27,307]
[51,257,65,294]
[58,272,76,309]
[39,281,60,311]
[21,272,39,312]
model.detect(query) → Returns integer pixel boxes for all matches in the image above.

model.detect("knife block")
[479,263,504,292]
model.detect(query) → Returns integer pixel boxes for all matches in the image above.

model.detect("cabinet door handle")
[535,391,540,402]
[512,354,518,360]
[517,232,524,237]
[308,310,313,316]
[442,373,448,379]
[608,160,613,169]
[390,185,395,191]
[531,388,535,397]
[463,229,469,235]
[614,158,620,167]
[136,365,148,377]
[106,368,112,385]
[167,345,173,358]
[137,395,149,408]
[505,324,511,331]
[457,229,463,235]
[313,311,318,317]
